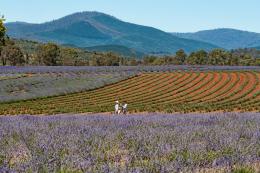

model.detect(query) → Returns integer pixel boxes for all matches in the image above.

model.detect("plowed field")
[0,71,259,115]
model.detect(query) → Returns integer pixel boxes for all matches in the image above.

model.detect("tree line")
[143,49,260,66]
[0,17,259,66]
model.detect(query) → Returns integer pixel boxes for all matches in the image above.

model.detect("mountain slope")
[6,11,218,53]
[172,28,260,50]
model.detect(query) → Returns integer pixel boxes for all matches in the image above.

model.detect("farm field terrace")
[1,112,260,172]
[0,70,137,103]
[0,69,259,115]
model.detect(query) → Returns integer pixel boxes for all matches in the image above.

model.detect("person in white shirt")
[115,101,120,115]
[122,102,128,115]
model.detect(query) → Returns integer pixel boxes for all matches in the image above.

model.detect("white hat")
[115,101,119,103]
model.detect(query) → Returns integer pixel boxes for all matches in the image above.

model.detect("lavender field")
[1,113,260,172]
[0,65,259,104]
[0,71,136,103]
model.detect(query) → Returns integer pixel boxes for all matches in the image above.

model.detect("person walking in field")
[115,101,120,115]
[122,102,128,115]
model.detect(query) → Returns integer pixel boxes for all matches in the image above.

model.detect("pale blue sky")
[1,0,260,32]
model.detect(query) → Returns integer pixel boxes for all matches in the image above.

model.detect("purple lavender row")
[0,65,259,74]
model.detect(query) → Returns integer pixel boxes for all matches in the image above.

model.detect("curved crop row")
[0,71,259,115]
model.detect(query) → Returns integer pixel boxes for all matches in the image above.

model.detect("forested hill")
[172,28,260,50]
[5,11,218,54]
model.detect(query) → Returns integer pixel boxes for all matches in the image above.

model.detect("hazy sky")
[1,0,260,32]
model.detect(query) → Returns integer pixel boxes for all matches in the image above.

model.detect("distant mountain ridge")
[172,28,260,50]
[5,11,218,54]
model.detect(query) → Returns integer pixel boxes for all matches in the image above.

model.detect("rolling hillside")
[172,28,260,49]
[6,11,218,54]
[0,71,259,115]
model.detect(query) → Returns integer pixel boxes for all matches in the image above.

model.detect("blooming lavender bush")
[1,112,260,172]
